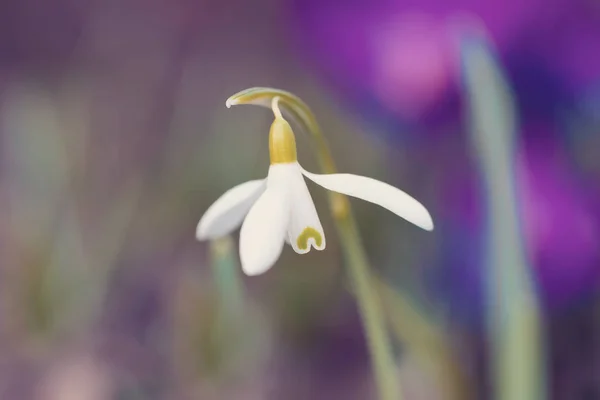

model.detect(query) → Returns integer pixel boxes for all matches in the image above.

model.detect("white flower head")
[197,97,433,276]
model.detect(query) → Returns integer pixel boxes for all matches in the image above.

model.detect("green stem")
[337,215,401,400]
[462,39,545,400]
[375,278,473,400]
[228,88,400,400]
[210,236,245,319]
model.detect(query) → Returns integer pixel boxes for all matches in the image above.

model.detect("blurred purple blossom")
[289,0,600,127]
[516,125,599,303]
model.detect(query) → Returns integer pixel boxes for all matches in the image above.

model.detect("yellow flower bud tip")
[269,97,297,164]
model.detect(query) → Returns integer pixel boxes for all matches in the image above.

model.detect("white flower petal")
[301,168,434,231]
[196,179,266,240]
[285,164,325,254]
[239,172,291,275]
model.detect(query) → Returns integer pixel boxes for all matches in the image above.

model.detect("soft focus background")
[0,0,598,399]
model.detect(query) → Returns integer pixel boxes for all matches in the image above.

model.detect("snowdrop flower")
[196,97,433,276]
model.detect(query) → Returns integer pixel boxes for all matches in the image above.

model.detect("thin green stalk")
[461,38,545,400]
[337,215,401,400]
[228,88,400,400]
[375,278,473,400]
[210,235,245,319]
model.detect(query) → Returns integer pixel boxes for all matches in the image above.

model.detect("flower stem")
[336,213,401,400]
[210,235,245,319]
[228,88,401,400]
[375,278,473,400]
[461,38,546,400]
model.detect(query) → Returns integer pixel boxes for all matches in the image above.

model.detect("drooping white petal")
[239,165,294,275]
[285,164,325,254]
[301,168,434,231]
[196,179,266,240]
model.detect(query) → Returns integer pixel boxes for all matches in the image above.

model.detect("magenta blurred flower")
[515,124,599,303]
[289,0,600,125]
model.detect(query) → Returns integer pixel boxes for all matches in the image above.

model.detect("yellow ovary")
[296,227,323,250]
[269,97,298,164]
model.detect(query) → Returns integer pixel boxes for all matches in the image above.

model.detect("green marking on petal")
[296,227,323,250]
